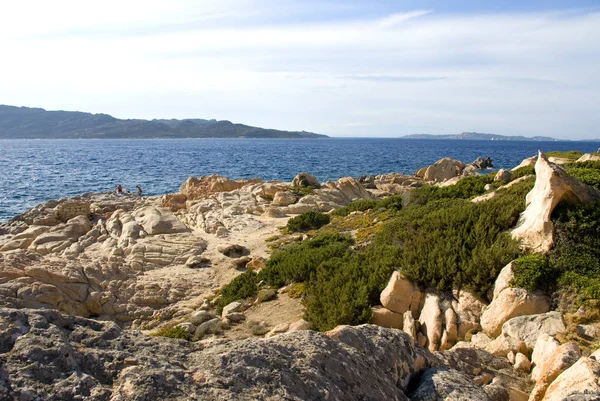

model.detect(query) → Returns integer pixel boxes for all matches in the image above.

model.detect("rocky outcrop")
[481,288,550,338]
[494,168,512,182]
[512,155,537,171]
[528,342,582,400]
[409,367,493,400]
[0,309,443,400]
[292,172,321,188]
[541,356,600,400]
[179,174,262,201]
[380,271,423,317]
[512,151,600,253]
[500,311,565,349]
[423,158,466,182]
[577,153,600,163]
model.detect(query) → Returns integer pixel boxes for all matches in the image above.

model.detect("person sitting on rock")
[116,184,123,196]
[136,186,143,198]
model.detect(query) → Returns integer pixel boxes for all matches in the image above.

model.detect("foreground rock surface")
[0,308,441,401]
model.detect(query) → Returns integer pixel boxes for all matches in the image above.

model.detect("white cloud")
[0,2,598,139]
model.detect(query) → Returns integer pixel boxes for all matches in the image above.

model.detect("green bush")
[216,269,258,313]
[303,244,400,331]
[377,179,532,295]
[258,233,354,287]
[565,167,600,190]
[286,211,331,232]
[332,195,403,217]
[511,254,558,292]
[550,201,600,302]
[409,175,494,206]
[511,165,535,180]
[151,325,191,341]
[545,150,583,160]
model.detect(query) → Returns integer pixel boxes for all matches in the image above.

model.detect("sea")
[1,138,599,222]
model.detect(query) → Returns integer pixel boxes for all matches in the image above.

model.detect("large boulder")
[512,155,537,171]
[133,206,188,235]
[292,172,321,188]
[480,287,551,338]
[541,356,600,401]
[179,175,262,200]
[500,311,565,349]
[531,333,561,381]
[423,158,466,182]
[577,153,600,163]
[494,169,512,183]
[528,342,582,401]
[272,191,297,206]
[418,293,443,352]
[380,271,423,317]
[512,151,600,253]
[370,306,403,329]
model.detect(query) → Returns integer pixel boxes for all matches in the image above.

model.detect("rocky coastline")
[2,152,600,400]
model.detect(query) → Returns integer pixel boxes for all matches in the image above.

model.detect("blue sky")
[0,0,599,139]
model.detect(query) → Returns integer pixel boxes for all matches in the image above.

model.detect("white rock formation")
[380,271,423,317]
[512,151,600,253]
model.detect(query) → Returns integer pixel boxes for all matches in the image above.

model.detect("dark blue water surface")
[1,138,599,221]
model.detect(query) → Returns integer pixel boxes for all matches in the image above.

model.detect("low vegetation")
[545,150,584,160]
[218,151,600,333]
[409,175,494,205]
[286,211,330,232]
[151,325,191,341]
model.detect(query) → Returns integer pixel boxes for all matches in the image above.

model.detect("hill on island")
[0,105,327,139]
[404,132,558,141]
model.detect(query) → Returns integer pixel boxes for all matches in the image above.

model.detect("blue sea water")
[1,138,599,222]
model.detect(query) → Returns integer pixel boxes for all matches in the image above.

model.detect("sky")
[0,1,599,139]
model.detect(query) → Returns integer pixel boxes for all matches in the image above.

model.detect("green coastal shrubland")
[218,152,600,331]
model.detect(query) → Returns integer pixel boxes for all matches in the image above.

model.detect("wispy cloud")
[0,2,598,138]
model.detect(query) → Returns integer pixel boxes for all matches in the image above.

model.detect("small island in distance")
[0,105,327,139]
[403,132,560,141]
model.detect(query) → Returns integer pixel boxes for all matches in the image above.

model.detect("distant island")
[0,105,327,139]
[403,132,559,141]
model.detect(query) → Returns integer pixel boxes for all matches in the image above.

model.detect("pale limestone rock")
[418,293,443,352]
[494,169,512,182]
[251,182,288,199]
[180,175,262,200]
[501,311,565,349]
[514,353,531,372]
[484,333,528,357]
[265,323,290,338]
[480,287,551,338]
[272,191,297,206]
[492,261,516,301]
[576,153,600,163]
[512,155,537,171]
[471,332,493,349]
[261,207,287,218]
[484,183,493,191]
[424,158,466,182]
[541,357,600,400]
[380,271,423,316]
[403,311,417,339]
[221,301,244,318]
[370,306,403,329]
[512,151,600,253]
[292,172,320,188]
[508,351,516,364]
[440,308,458,350]
[189,310,215,326]
[415,166,428,178]
[288,319,311,332]
[529,342,582,401]
[453,289,487,339]
[133,206,188,235]
[576,324,600,339]
[531,333,561,382]
[0,225,49,251]
[176,322,196,335]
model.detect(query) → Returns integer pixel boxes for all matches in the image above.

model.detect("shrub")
[331,195,403,217]
[377,179,532,295]
[302,244,400,331]
[286,211,331,232]
[151,325,191,341]
[287,283,305,299]
[409,175,494,206]
[545,150,584,160]
[511,254,558,292]
[258,233,354,287]
[216,269,258,313]
[511,165,535,180]
[550,201,600,303]
[565,167,600,190]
